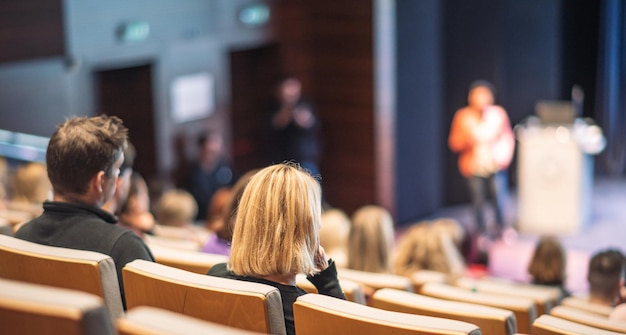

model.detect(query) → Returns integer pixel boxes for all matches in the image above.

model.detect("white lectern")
[517,118,603,235]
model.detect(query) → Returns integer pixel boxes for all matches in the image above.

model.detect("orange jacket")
[448,105,515,177]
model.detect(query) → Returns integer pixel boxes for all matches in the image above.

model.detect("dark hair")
[587,249,625,302]
[528,236,566,285]
[469,80,496,97]
[196,131,220,147]
[217,169,258,241]
[46,115,127,196]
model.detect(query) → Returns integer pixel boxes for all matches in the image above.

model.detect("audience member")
[102,141,136,216]
[527,236,570,299]
[14,115,154,309]
[118,172,155,239]
[393,220,466,277]
[184,132,234,221]
[319,208,350,268]
[0,156,7,204]
[205,187,231,232]
[347,205,394,273]
[587,249,625,307]
[9,162,51,216]
[268,77,321,176]
[155,189,197,228]
[202,170,257,256]
[207,163,344,335]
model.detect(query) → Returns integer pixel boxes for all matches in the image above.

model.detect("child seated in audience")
[347,205,394,273]
[207,163,345,335]
[393,219,466,278]
[202,170,257,256]
[320,208,350,268]
[586,249,624,307]
[118,172,155,239]
[527,236,570,300]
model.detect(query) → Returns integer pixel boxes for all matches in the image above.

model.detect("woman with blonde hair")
[208,163,344,335]
[319,208,350,268]
[393,220,466,277]
[347,205,394,273]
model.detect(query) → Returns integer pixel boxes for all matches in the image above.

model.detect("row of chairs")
[2,233,626,334]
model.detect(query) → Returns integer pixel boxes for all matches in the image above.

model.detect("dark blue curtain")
[596,0,626,175]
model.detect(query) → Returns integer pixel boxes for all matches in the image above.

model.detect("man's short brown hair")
[588,249,625,303]
[46,115,128,196]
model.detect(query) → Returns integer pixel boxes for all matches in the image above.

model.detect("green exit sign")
[118,21,150,43]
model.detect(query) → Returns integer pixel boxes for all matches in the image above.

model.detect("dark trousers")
[467,171,508,233]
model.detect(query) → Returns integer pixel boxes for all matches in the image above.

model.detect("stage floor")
[417,177,626,294]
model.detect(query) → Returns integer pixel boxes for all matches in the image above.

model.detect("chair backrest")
[532,315,624,335]
[144,234,201,251]
[421,282,536,334]
[455,277,555,314]
[0,234,123,322]
[410,269,449,292]
[293,293,481,335]
[560,296,613,317]
[148,243,228,274]
[118,306,262,335]
[296,274,367,305]
[549,305,626,333]
[0,277,114,335]
[338,268,413,291]
[372,288,517,335]
[122,259,286,334]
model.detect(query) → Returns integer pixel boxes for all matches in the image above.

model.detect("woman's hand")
[314,246,329,271]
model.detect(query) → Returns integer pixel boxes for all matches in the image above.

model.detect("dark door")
[94,64,157,180]
[230,44,282,174]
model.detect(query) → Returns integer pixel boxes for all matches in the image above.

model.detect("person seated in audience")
[610,282,626,322]
[153,189,208,246]
[9,162,51,216]
[202,170,257,256]
[319,208,350,268]
[207,163,345,335]
[393,220,466,278]
[118,172,155,239]
[586,249,624,307]
[527,236,570,300]
[205,187,231,232]
[102,141,135,217]
[0,156,7,206]
[347,205,394,273]
[15,115,154,309]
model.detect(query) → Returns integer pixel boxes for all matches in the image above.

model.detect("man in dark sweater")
[15,115,154,309]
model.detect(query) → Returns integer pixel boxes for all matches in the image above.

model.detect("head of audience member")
[228,163,321,282]
[196,132,224,171]
[277,77,302,106]
[587,249,625,306]
[527,236,567,286]
[468,80,496,111]
[214,170,258,242]
[393,220,466,277]
[11,162,51,205]
[0,156,7,201]
[155,189,198,228]
[205,187,232,231]
[320,208,350,268]
[347,205,394,273]
[119,172,154,237]
[46,115,127,207]
[102,141,136,215]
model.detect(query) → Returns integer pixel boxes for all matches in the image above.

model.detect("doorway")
[230,44,282,174]
[94,64,157,180]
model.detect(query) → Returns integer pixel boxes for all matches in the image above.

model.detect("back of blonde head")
[320,208,350,268]
[229,163,321,277]
[12,163,51,204]
[347,205,394,273]
[155,189,198,227]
